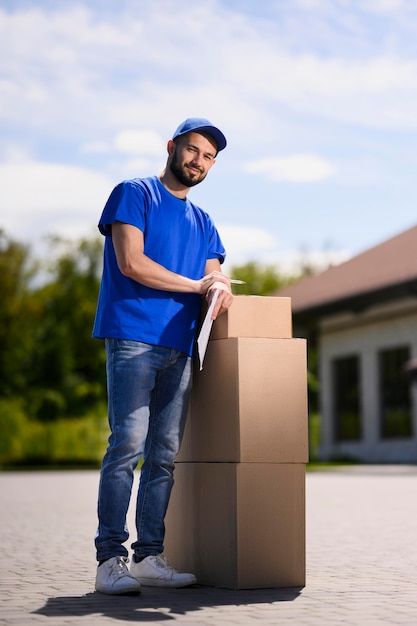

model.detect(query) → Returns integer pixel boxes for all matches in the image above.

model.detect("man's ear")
[167,139,175,156]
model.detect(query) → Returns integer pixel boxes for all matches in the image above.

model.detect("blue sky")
[2,0,417,272]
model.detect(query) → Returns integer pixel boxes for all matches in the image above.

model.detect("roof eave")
[291,278,417,323]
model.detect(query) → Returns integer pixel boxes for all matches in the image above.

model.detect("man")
[93,118,233,595]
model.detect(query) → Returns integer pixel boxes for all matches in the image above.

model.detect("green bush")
[308,412,321,461]
[46,408,108,463]
[0,398,28,463]
[0,399,108,468]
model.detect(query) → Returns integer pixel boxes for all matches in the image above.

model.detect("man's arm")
[205,258,233,320]
[112,222,229,294]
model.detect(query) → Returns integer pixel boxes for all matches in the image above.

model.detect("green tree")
[230,260,295,295]
[0,230,38,396]
[28,236,105,420]
[0,231,109,465]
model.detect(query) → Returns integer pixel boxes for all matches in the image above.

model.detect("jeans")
[95,338,192,561]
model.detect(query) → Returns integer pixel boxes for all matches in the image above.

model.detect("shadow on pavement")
[34,585,302,622]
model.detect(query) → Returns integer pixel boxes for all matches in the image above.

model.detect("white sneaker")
[130,553,197,588]
[95,556,141,595]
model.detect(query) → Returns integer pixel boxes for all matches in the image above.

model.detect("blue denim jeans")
[95,338,192,561]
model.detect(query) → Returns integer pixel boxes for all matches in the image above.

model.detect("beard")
[169,147,207,187]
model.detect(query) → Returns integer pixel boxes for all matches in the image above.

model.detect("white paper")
[197,289,219,371]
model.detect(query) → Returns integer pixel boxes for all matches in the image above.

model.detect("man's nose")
[191,152,204,166]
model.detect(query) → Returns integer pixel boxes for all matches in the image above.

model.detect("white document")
[197,289,220,371]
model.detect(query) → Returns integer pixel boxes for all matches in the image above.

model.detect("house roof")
[276,223,417,316]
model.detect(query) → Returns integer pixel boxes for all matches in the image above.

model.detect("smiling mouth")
[187,165,203,175]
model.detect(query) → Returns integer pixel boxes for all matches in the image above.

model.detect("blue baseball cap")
[172,117,227,152]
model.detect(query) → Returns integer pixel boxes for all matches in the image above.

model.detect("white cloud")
[2,0,417,257]
[294,0,406,15]
[2,0,417,155]
[217,224,278,265]
[244,154,336,183]
[226,50,417,131]
[362,0,406,13]
[0,161,113,239]
[120,157,154,179]
[80,129,166,164]
[80,140,111,154]
[278,247,352,274]
[114,129,165,156]
[214,222,351,274]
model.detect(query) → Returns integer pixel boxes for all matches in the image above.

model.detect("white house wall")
[319,300,417,462]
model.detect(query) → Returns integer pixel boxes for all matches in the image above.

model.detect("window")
[332,355,361,441]
[379,346,413,438]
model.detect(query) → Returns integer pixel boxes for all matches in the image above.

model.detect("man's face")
[168,132,217,187]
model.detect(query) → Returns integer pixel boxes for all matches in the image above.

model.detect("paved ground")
[1,466,417,626]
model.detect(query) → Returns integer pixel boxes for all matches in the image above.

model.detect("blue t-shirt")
[92,176,225,356]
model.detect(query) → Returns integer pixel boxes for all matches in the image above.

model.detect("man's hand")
[206,281,233,320]
[198,270,230,295]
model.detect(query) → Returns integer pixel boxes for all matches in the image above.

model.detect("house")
[277,225,417,463]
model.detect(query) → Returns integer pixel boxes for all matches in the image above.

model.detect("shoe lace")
[153,553,174,572]
[110,556,130,578]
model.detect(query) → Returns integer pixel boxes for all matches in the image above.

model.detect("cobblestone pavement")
[1,466,417,626]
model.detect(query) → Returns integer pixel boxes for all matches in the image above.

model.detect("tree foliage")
[0,230,38,396]
[230,260,297,295]
[0,231,106,424]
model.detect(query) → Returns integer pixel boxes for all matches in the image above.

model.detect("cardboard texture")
[166,296,307,589]
[177,338,308,463]
[210,295,292,340]
[165,462,306,589]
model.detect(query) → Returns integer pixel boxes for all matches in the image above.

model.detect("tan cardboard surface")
[236,463,306,588]
[178,338,308,463]
[238,338,308,462]
[165,463,237,588]
[179,339,240,462]
[165,462,306,589]
[210,296,292,340]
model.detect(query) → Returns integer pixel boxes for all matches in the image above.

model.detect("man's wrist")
[190,278,204,294]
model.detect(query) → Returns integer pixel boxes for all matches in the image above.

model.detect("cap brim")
[175,125,227,152]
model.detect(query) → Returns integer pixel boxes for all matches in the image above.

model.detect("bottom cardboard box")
[165,462,305,589]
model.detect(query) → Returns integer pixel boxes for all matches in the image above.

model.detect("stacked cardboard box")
[165,296,308,589]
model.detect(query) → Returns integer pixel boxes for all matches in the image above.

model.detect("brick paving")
[1,466,417,625]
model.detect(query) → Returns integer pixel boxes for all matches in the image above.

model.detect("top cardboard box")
[210,295,292,339]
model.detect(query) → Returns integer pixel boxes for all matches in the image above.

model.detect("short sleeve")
[207,220,226,264]
[98,181,147,236]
